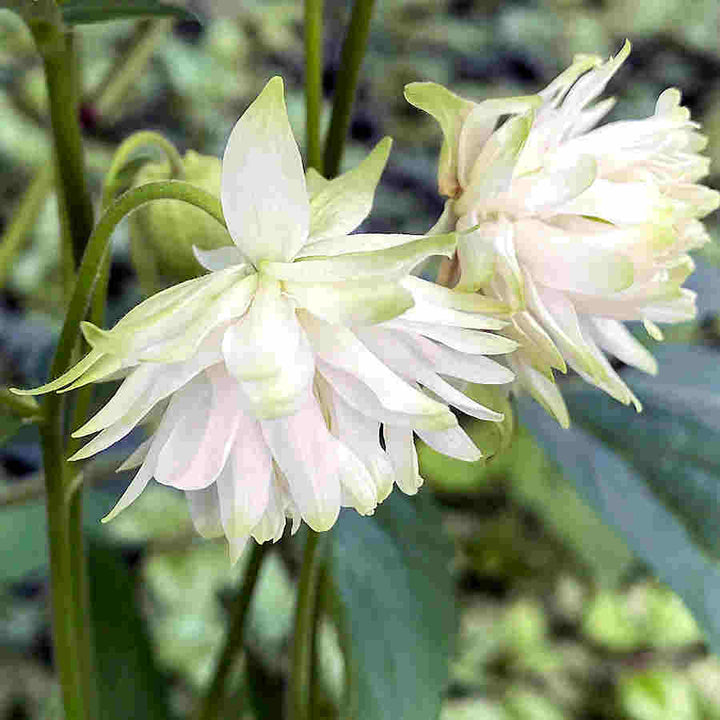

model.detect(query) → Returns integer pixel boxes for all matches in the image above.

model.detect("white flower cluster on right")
[407,40,720,427]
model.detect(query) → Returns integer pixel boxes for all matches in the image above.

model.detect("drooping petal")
[11,349,105,396]
[307,138,392,241]
[384,426,423,495]
[417,425,482,462]
[185,486,224,539]
[590,317,658,375]
[260,390,343,531]
[221,76,309,263]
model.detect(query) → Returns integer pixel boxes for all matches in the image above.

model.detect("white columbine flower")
[17,77,516,560]
[406,41,720,426]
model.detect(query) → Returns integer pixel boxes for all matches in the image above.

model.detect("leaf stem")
[322,0,376,177]
[305,0,324,170]
[289,530,328,720]
[195,543,269,720]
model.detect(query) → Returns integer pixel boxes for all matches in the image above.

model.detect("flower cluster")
[406,40,719,426]
[16,44,718,558]
[17,78,515,560]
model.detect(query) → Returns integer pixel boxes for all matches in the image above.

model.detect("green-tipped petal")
[262,233,456,282]
[404,81,475,196]
[401,276,511,315]
[11,349,104,396]
[287,280,414,326]
[307,137,392,241]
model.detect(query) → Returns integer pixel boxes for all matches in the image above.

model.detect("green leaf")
[59,0,196,25]
[88,539,172,719]
[330,492,456,720]
[518,346,720,653]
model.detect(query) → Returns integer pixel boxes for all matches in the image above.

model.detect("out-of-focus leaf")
[330,492,456,720]
[89,539,172,719]
[566,345,720,562]
[0,414,24,447]
[518,347,720,653]
[0,389,42,447]
[60,0,196,25]
[0,488,116,583]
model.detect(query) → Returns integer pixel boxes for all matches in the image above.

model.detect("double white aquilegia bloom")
[16,78,516,560]
[406,41,720,426]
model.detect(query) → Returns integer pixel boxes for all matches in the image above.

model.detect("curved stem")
[289,530,328,720]
[305,0,324,170]
[102,131,185,208]
[195,543,269,720]
[322,0,377,178]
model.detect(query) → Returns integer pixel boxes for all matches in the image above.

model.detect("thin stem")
[195,543,269,720]
[305,0,324,170]
[0,167,54,290]
[36,29,94,267]
[289,530,328,720]
[90,19,173,122]
[322,0,376,178]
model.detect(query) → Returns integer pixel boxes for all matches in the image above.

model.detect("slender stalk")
[195,543,269,720]
[289,530,328,720]
[0,167,53,290]
[37,29,94,267]
[322,0,376,177]
[305,0,324,170]
[91,19,173,122]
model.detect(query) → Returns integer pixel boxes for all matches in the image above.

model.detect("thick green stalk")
[305,0,324,170]
[195,543,269,720]
[36,29,94,267]
[289,531,328,720]
[322,0,376,177]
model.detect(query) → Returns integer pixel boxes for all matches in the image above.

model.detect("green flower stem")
[305,0,324,170]
[102,131,185,208]
[322,0,376,177]
[34,27,94,267]
[91,19,173,122]
[0,166,54,290]
[195,543,270,720]
[289,530,328,720]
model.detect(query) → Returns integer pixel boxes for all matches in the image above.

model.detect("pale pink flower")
[406,41,719,426]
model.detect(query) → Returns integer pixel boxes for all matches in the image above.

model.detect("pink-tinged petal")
[185,486,224,539]
[416,425,482,462]
[215,434,273,562]
[513,219,634,295]
[221,77,309,263]
[384,426,423,495]
[300,311,452,424]
[101,383,196,522]
[165,366,245,490]
[260,391,342,532]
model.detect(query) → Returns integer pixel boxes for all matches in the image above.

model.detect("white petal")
[384,426,423,495]
[193,245,248,272]
[510,358,570,428]
[116,437,153,472]
[298,233,428,259]
[301,312,453,424]
[401,275,511,315]
[307,138,392,241]
[416,425,482,462]
[251,475,288,544]
[185,486,224,538]
[260,391,342,531]
[591,317,658,375]
[221,76,309,263]
[12,349,105,396]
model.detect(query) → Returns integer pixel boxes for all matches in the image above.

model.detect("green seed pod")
[128,150,233,290]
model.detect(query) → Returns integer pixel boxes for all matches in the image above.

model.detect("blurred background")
[1,0,720,717]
